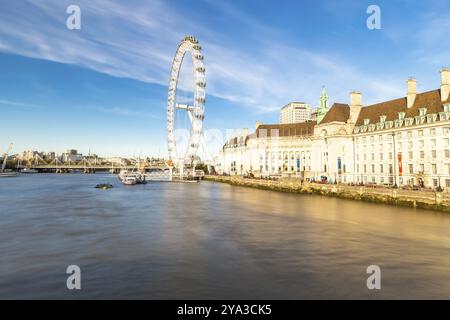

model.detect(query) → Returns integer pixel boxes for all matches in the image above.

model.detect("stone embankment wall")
[204,175,450,213]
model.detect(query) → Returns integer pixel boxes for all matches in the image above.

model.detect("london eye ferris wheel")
[166,36,206,168]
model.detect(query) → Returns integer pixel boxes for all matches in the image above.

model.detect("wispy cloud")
[0,0,430,115]
[0,99,40,108]
[85,105,163,120]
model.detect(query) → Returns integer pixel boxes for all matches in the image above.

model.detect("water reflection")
[0,174,450,299]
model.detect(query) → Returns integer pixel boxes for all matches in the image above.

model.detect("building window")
[432,150,437,158]
[371,153,375,160]
[408,141,413,149]
[419,140,424,148]
[380,164,384,173]
[431,139,436,147]
[445,150,450,158]
[372,164,375,173]
[419,108,427,116]
[408,151,413,159]
[409,164,413,174]
[433,179,438,187]
[364,165,367,173]
[407,131,412,138]
[418,130,424,137]
[430,128,436,135]
[420,151,425,159]
[420,164,425,173]
[432,164,437,174]
[379,153,383,160]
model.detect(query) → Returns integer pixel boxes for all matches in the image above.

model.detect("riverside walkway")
[205,175,450,213]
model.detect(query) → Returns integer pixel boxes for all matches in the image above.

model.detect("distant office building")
[43,152,56,161]
[280,102,312,124]
[61,149,83,162]
[66,149,78,155]
[19,150,42,161]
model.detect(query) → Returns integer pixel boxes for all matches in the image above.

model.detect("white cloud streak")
[0,0,411,115]
[0,99,40,108]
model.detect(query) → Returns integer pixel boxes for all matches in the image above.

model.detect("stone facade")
[216,69,450,189]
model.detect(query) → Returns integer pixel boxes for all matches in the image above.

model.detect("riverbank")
[204,175,450,213]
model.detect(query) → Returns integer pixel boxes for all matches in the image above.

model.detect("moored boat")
[144,168,172,181]
[20,168,38,174]
[118,169,145,185]
[122,175,138,185]
[0,171,18,177]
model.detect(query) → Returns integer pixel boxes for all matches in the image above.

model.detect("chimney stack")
[441,68,450,102]
[407,78,417,108]
[348,91,362,123]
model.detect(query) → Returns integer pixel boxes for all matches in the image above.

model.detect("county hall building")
[217,68,450,189]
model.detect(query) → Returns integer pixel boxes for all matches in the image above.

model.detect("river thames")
[1,173,450,299]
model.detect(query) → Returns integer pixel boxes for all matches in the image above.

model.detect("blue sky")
[0,0,449,157]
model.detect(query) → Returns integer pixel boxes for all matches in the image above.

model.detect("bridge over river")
[19,164,168,173]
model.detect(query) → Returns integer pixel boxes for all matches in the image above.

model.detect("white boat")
[122,175,138,185]
[21,168,38,174]
[144,169,172,181]
[0,171,18,177]
[118,169,145,185]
